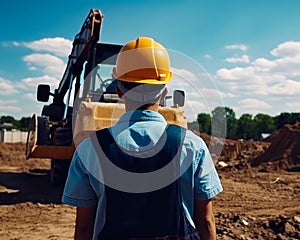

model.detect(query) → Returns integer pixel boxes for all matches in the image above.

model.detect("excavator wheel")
[50,127,73,186]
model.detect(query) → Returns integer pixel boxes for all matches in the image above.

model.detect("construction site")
[0,121,299,239]
[0,7,300,240]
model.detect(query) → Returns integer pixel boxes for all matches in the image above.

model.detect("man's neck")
[125,102,159,112]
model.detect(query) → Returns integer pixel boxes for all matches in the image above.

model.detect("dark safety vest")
[92,124,200,240]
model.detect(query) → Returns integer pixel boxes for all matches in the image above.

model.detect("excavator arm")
[57,9,103,100]
[26,9,123,160]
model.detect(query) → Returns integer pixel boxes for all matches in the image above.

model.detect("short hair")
[117,80,166,106]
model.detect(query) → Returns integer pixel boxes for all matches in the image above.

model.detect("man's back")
[62,110,222,238]
[94,124,201,239]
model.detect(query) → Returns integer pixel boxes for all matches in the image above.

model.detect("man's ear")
[116,86,124,98]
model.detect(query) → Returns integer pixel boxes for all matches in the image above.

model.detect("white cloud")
[225,44,248,52]
[170,68,202,92]
[226,54,250,63]
[217,42,300,97]
[0,99,20,114]
[0,38,72,119]
[234,98,271,117]
[0,105,21,112]
[271,41,300,58]
[0,77,19,95]
[191,87,234,100]
[28,66,38,71]
[251,58,276,71]
[0,99,17,105]
[0,97,41,118]
[238,98,271,110]
[170,67,228,117]
[13,41,21,47]
[23,53,66,78]
[184,100,207,121]
[272,56,300,78]
[23,37,72,57]
[286,101,300,110]
[18,75,60,91]
[23,93,35,100]
[171,68,198,82]
[268,79,300,96]
[216,67,255,81]
[217,65,300,97]
[170,67,216,93]
[216,41,300,116]
[204,54,212,60]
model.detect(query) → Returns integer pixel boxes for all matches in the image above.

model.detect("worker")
[62,36,223,240]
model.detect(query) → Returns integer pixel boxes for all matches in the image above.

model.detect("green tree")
[197,113,211,134]
[19,117,31,130]
[253,113,275,140]
[211,107,226,137]
[225,107,237,138]
[212,107,237,138]
[290,112,300,125]
[211,106,237,138]
[0,115,19,129]
[0,115,15,124]
[274,112,300,129]
[237,114,255,139]
[274,112,291,129]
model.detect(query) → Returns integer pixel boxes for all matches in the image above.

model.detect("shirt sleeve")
[62,150,98,207]
[194,140,223,200]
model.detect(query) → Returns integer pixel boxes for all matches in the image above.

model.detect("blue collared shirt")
[62,110,223,240]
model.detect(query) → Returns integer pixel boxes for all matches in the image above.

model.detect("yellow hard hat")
[112,37,172,84]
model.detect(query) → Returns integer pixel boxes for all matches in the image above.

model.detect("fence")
[0,129,28,143]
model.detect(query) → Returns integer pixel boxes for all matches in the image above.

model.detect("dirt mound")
[0,141,50,172]
[0,142,25,162]
[216,213,300,240]
[251,122,300,171]
[216,212,300,240]
[0,142,27,172]
[197,132,270,170]
[1,139,300,239]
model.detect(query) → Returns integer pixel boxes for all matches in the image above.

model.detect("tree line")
[1,108,300,140]
[188,107,300,140]
[0,116,31,131]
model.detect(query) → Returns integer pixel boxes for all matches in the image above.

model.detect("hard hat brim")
[112,67,172,84]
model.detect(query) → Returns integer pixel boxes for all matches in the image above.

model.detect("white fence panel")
[0,130,28,143]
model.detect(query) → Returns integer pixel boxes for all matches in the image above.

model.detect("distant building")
[0,122,14,129]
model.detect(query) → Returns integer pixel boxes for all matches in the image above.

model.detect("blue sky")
[1,0,300,121]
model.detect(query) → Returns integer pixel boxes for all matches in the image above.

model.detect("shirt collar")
[117,110,167,125]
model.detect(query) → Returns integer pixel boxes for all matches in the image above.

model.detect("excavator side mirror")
[37,84,51,102]
[173,90,185,107]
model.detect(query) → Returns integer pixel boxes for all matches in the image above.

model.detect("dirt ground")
[0,139,300,240]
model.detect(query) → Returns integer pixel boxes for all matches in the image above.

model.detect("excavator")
[26,9,187,186]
